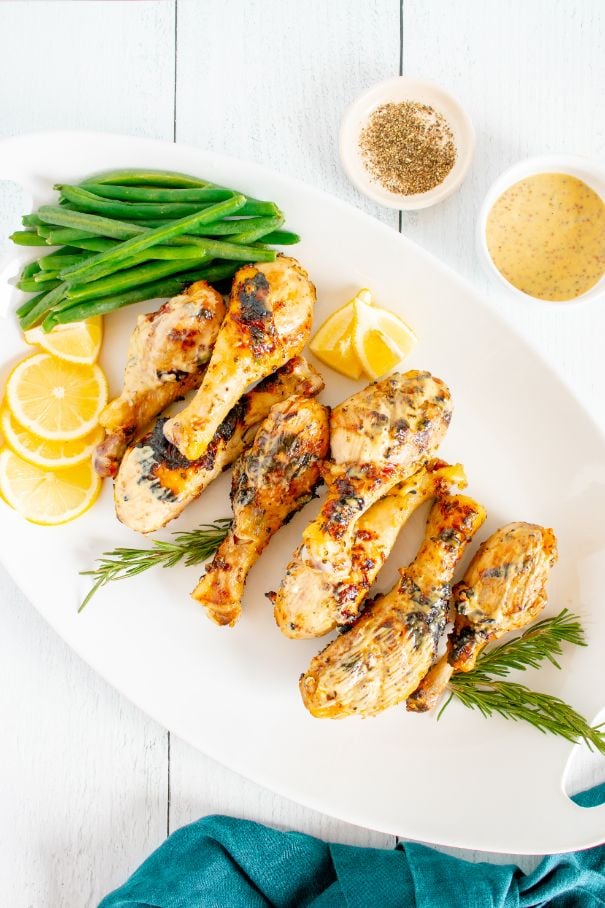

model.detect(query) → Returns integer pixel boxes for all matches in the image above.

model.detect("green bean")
[129,215,278,236]
[44,245,88,259]
[21,213,46,228]
[20,261,42,279]
[164,236,275,262]
[41,226,246,264]
[60,244,209,289]
[33,270,62,283]
[229,215,284,245]
[59,185,217,221]
[43,262,239,329]
[116,218,171,228]
[189,199,278,218]
[58,194,246,285]
[79,183,233,203]
[64,256,213,304]
[41,228,88,245]
[20,282,68,329]
[69,237,118,252]
[61,251,148,285]
[16,290,51,319]
[18,278,61,292]
[37,207,278,268]
[64,184,279,220]
[82,169,208,189]
[46,214,213,254]
[59,248,208,299]
[41,215,150,246]
[155,236,276,264]
[237,199,280,217]
[38,208,210,254]
[39,247,89,268]
[10,231,48,246]
[66,237,205,259]
[51,235,119,252]
[37,206,142,239]
[78,184,281,218]
[60,236,272,287]
[107,215,284,237]
[258,229,301,246]
[185,218,253,236]
[190,216,278,236]
[179,237,276,262]
[39,254,86,271]
[80,176,280,211]
[140,246,208,261]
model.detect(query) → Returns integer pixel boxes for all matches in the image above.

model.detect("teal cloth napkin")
[99,783,605,908]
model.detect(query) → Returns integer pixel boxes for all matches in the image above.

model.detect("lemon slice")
[24,317,103,365]
[353,293,417,379]
[0,407,103,469]
[6,353,108,441]
[309,291,372,379]
[0,449,101,525]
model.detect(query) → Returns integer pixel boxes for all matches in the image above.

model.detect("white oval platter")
[1,131,604,854]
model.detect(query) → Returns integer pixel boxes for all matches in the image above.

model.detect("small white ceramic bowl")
[339,76,475,210]
[478,154,605,308]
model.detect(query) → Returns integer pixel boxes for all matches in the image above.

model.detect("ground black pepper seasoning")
[359,101,456,195]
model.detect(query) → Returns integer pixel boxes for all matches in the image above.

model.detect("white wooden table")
[1,2,604,904]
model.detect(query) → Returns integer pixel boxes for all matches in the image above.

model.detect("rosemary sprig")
[78,519,231,612]
[466,608,586,677]
[449,677,605,753]
[441,609,605,754]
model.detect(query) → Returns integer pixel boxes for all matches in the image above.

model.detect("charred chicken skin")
[94,281,225,478]
[407,521,558,712]
[114,357,324,534]
[192,395,330,627]
[163,256,316,461]
[272,460,466,639]
[300,493,486,719]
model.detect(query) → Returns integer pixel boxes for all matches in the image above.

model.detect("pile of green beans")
[10,168,300,330]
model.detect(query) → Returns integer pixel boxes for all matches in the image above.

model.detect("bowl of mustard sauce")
[478,155,605,305]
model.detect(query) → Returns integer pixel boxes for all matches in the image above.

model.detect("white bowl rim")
[477,153,605,310]
[339,75,475,211]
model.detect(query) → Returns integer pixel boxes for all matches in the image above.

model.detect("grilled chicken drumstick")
[407,521,558,712]
[299,371,452,573]
[115,357,324,534]
[450,522,558,670]
[272,371,452,638]
[300,493,486,719]
[192,395,330,626]
[163,256,316,461]
[94,281,225,478]
[272,459,466,638]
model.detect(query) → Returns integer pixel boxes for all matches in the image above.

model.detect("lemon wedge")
[353,292,417,380]
[0,448,101,525]
[310,288,417,381]
[24,317,103,365]
[309,291,372,379]
[6,353,108,441]
[0,407,103,469]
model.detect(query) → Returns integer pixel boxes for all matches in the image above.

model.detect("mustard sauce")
[486,172,605,301]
